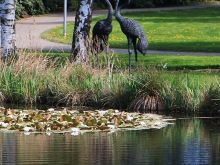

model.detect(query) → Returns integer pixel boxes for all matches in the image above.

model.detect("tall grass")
[1,51,220,114]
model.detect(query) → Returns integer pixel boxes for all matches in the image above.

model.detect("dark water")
[0,118,220,165]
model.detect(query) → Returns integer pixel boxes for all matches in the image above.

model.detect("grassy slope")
[45,51,220,70]
[41,7,220,52]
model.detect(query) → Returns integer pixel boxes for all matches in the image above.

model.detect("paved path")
[16,3,220,55]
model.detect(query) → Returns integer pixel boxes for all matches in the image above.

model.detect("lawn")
[41,7,220,52]
[45,51,220,70]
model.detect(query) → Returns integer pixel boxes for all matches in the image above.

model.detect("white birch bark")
[71,0,93,62]
[0,0,16,58]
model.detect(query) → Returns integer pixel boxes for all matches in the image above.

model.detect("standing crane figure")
[115,0,149,73]
[91,0,114,56]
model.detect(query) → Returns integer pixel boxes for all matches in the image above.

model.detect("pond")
[0,117,220,165]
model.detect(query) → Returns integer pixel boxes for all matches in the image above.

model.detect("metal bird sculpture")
[115,0,149,73]
[91,0,114,55]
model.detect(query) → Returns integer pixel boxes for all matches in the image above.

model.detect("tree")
[0,0,16,59]
[70,0,94,62]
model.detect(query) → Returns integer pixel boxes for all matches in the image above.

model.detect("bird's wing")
[120,18,144,38]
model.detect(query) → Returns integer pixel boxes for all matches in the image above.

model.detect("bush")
[129,0,209,8]
[16,0,47,18]
[15,0,75,18]
[43,0,75,12]
[15,0,211,19]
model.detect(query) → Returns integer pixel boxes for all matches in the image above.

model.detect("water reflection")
[0,118,219,165]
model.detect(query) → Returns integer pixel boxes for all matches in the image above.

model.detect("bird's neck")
[115,0,131,21]
[106,0,113,23]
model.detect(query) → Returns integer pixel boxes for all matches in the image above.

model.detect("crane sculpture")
[115,0,149,73]
[91,0,114,56]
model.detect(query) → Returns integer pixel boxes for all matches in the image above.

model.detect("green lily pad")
[60,115,72,122]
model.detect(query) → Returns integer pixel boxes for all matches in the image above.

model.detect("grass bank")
[46,51,220,70]
[41,7,220,52]
[1,51,220,115]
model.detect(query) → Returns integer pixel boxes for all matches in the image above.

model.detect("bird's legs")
[103,35,109,49]
[92,35,103,69]
[127,37,132,74]
[132,38,138,70]
[103,35,111,77]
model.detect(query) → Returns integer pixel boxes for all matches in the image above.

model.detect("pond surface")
[0,118,220,165]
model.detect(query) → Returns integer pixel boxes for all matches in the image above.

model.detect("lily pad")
[0,107,175,136]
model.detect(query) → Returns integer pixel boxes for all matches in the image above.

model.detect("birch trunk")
[70,0,93,62]
[0,0,16,58]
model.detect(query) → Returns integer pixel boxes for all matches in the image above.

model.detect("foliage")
[15,0,215,18]
[43,0,76,12]
[0,108,172,134]
[1,51,220,114]
[15,0,75,18]
[16,0,47,18]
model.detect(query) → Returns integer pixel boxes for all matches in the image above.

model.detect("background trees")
[15,0,211,19]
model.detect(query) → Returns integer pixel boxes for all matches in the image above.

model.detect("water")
[0,118,220,165]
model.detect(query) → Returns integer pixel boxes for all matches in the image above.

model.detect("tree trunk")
[0,0,16,59]
[70,0,93,62]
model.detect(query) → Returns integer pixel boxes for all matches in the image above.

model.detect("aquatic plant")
[0,107,174,135]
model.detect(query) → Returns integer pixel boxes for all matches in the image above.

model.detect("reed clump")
[1,50,220,114]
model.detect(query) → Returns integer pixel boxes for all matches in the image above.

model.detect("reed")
[160,74,203,111]
[1,51,220,114]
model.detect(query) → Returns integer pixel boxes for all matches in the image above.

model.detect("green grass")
[41,7,220,52]
[44,51,220,70]
[120,54,220,70]
[1,51,220,113]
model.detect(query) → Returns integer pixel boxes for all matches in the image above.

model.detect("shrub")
[16,0,47,18]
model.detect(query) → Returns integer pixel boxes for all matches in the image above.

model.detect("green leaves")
[0,107,173,135]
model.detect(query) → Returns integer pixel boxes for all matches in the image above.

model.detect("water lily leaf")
[100,117,108,124]
[9,125,17,130]
[27,110,35,114]
[33,114,43,121]
[84,111,92,116]
[71,119,80,127]
[116,117,124,125]
[60,115,72,122]
[0,112,4,117]
[78,122,89,128]
[0,108,173,134]
[85,118,97,126]
[17,121,27,127]
[108,109,113,114]
[34,123,45,131]
[4,117,12,123]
